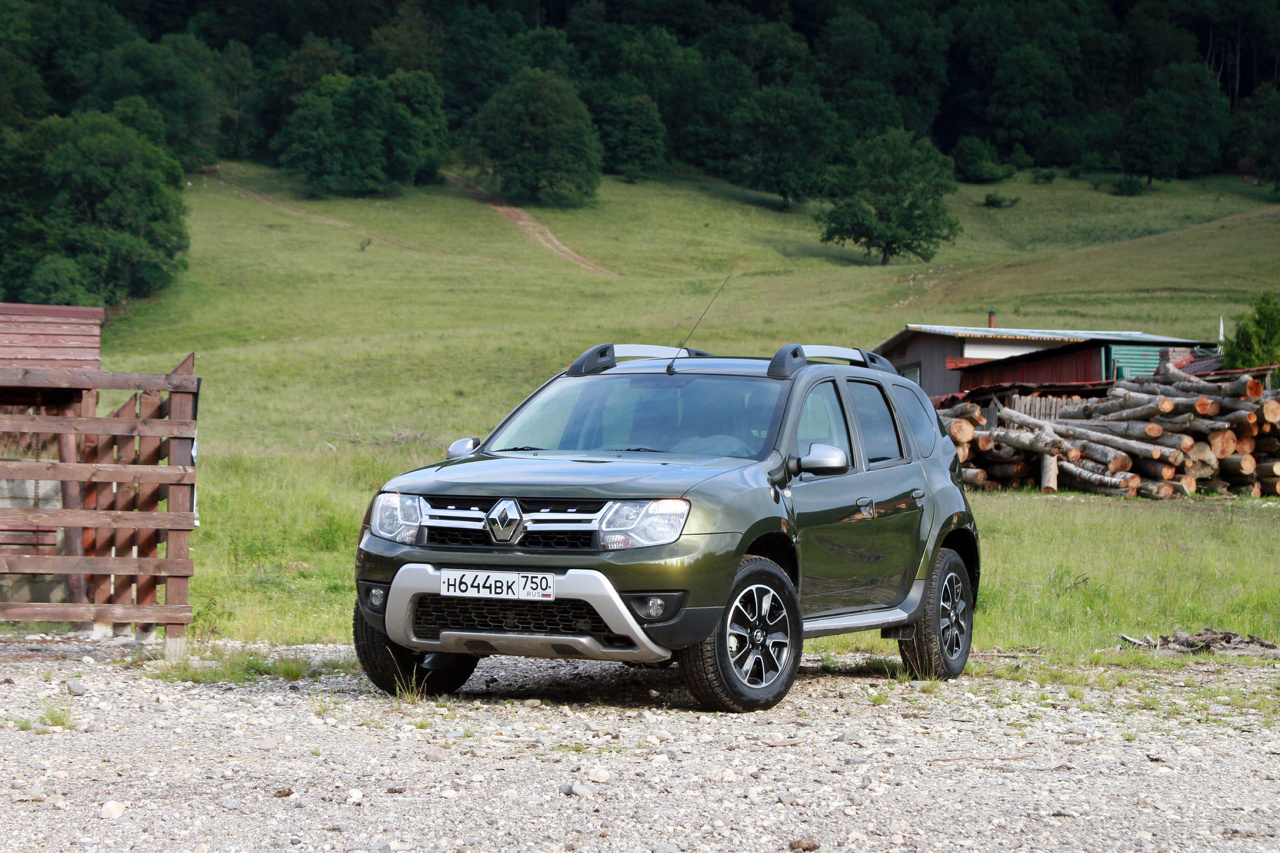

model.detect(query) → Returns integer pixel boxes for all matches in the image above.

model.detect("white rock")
[586,768,609,784]
[100,801,126,819]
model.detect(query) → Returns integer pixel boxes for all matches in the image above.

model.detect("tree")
[0,48,50,129]
[1120,91,1183,185]
[0,107,188,306]
[1245,85,1280,191]
[367,0,443,77]
[1224,293,1280,374]
[273,71,445,196]
[951,135,1013,183]
[80,34,221,167]
[731,84,840,207]
[214,40,263,158]
[986,44,1077,163]
[818,128,960,265]
[582,81,666,181]
[471,68,601,206]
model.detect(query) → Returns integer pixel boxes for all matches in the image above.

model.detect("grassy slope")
[99,163,1280,652]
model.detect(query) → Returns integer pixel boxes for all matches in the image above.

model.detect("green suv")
[353,344,979,712]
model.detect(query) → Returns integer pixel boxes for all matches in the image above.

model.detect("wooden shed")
[0,303,198,657]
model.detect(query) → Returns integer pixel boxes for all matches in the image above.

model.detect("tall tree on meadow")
[470,68,602,205]
[818,128,960,265]
[1120,92,1183,185]
[1244,85,1280,191]
[1224,293,1280,374]
[367,0,443,77]
[582,80,667,182]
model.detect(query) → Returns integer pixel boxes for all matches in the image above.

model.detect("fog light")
[367,587,386,611]
[641,597,666,620]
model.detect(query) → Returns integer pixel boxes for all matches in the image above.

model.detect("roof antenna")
[668,274,730,375]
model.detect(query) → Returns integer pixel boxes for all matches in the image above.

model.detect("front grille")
[520,530,594,549]
[420,496,603,551]
[412,594,633,648]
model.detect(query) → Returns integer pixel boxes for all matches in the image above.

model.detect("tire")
[677,556,802,713]
[352,602,477,696]
[899,548,973,680]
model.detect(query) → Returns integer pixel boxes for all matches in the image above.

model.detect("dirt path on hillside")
[442,172,620,276]
[213,167,514,267]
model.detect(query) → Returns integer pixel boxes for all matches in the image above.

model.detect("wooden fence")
[0,355,199,658]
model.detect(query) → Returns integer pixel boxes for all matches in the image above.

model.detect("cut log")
[1206,395,1258,414]
[955,442,970,463]
[1131,457,1176,480]
[982,481,1001,491]
[1222,409,1256,426]
[1262,398,1280,424]
[1163,396,1218,416]
[1115,379,1214,402]
[1199,478,1232,495]
[1219,373,1263,399]
[1041,453,1058,494]
[941,401,983,420]
[1000,406,1167,459]
[1062,420,1163,440]
[1208,429,1238,459]
[1072,483,1139,497]
[942,417,975,444]
[1254,458,1280,477]
[1169,476,1197,497]
[1095,403,1173,423]
[1230,482,1262,498]
[961,467,987,487]
[1067,439,1132,472]
[1059,459,1137,492]
[1220,454,1257,477]
[1259,477,1280,495]
[1136,479,1175,499]
[987,462,1030,479]
[1151,431,1195,453]
[1258,437,1280,454]
[1062,392,1172,419]
[975,433,995,452]
[1235,434,1256,456]
[985,427,1079,459]
[1153,362,1218,391]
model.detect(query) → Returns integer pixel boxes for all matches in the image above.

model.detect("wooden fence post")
[163,355,196,660]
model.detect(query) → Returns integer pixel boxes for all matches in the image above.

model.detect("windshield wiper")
[621,447,667,453]
[494,446,545,452]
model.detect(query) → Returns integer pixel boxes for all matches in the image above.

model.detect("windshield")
[488,373,787,459]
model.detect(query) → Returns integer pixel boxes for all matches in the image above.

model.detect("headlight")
[369,493,423,544]
[600,499,689,550]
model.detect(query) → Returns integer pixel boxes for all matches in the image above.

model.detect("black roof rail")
[565,344,712,376]
[766,344,899,378]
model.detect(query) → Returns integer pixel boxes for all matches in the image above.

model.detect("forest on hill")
[2,0,1280,306]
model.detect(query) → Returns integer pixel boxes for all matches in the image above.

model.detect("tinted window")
[847,381,903,463]
[795,382,852,462]
[890,384,939,457]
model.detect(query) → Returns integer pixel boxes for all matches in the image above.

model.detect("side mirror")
[446,437,480,459]
[788,443,850,477]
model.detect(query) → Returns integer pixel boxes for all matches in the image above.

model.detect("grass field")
[89,162,1280,659]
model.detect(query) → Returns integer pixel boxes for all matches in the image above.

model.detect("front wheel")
[352,602,477,696]
[677,556,801,712]
[899,548,973,680]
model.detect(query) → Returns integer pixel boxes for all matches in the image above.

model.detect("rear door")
[842,379,930,608]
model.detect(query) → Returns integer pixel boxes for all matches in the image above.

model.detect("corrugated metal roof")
[902,324,1202,343]
[875,324,1210,355]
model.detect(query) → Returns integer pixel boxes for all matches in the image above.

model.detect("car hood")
[382,452,750,500]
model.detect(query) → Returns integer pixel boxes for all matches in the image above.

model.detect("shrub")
[1008,143,1034,170]
[1113,174,1145,196]
[952,136,1013,184]
[983,193,1020,208]
[1032,169,1057,184]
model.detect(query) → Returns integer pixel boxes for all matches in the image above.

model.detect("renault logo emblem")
[485,499,524,543]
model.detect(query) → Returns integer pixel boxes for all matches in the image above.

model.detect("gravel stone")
[2,636,1278,853]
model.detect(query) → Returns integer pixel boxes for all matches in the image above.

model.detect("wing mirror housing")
[787,443,850,477]
[446,437,481,459]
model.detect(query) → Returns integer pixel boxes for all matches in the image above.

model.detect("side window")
[847,381,903,464]
[795,382,852,463]
[890,384,939,458]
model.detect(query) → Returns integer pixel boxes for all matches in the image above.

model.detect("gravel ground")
[2,635,1278,853]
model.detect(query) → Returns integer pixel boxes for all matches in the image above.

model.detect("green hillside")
[99,165,1280,649]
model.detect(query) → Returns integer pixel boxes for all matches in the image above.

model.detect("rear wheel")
[352,602,477,696]
[899,549,972,680]
[677,556,801,712]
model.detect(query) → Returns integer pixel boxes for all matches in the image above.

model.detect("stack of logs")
[944,363,1280,499]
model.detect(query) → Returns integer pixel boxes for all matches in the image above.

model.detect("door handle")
[911,489,925,500]
[856,496,873,517]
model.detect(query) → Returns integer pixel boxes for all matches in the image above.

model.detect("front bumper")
[383,564,674,663]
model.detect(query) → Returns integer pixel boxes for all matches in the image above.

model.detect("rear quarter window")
[889,383,940,458]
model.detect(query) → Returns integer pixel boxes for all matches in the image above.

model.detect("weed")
[270,656,311,681]
[1066,686,1085,701]
[868,691,889,707]
[1123,731,1138,742]
[15,718,33,731]
[40,696,74,729]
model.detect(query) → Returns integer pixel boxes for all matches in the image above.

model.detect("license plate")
[440,569,555,601]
